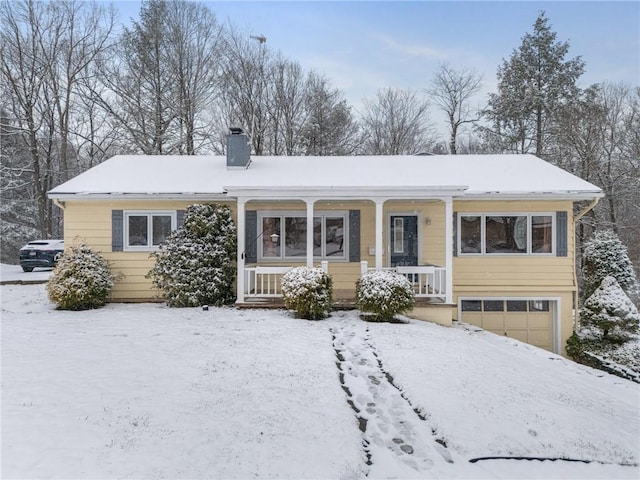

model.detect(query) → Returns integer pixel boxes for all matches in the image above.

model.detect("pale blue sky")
[113,1,639,117]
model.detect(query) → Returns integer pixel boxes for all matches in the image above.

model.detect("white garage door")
[460,299,554,352]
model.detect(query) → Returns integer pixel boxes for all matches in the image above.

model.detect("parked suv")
[19,240,64,272]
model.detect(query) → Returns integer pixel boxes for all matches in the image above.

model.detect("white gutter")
[460,191,604,202]
[574,197,601,222]
[47,193,228,201]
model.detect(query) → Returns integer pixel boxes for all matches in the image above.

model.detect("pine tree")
[480,12,584,156]
[581,276,639,341]
[147,204,237,307]
[582,229,639,301]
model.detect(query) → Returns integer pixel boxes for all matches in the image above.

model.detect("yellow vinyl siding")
[453,200,575,288]
[453,257,575,287]
[59,197,579,313]
[324,262,363,298]
[370,200,445,267]
[61,200,236,301]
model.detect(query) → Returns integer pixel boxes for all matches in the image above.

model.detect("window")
[461,300,482,312]
[458,213,554,255]
[258,211,346,260]
[460,216,481,253]
[461,298,551,313]
[483,300,504,312]
[507,300,528,312]
[529,300,550,312]
[393,217,404,253]
[125,212,176,250]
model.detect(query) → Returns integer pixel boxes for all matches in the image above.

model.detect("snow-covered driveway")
[2,284,638,479]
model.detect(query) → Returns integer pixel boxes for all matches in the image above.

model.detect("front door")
[389,215,418,266]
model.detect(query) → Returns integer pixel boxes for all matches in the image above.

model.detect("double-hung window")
[459,213,554,255]
[258,211,347,260]
[124,211,176,250]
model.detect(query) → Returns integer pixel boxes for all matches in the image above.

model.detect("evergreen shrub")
[47,242,116,310]
[281,266,333,320]
[582,230,639,302]
[580,275,639,342]
[356,270,415,322]
[147,204,237,307]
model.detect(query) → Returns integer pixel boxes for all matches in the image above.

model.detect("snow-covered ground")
[2,284,638,479]
[0,262,52,284]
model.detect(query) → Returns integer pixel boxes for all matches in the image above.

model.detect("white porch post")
[306,199,315,267]
[444,197,454,304]
[236,199,246,303]
[375,199,384,270]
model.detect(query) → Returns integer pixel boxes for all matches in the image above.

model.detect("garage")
[459,298,557,352]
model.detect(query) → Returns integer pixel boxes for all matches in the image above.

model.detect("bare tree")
[1,0,115,236]
[97,0,178,154]
[164,0,224,154]
[549,82,640,275]
[266,57,308,155]
[360,87,435,155]
[428,63,482,154]
[217,28,272,155]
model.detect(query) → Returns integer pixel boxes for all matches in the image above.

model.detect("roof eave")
[47,192,228,201]
[461,191,605,201]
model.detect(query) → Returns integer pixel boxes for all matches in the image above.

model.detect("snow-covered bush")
[47,242,116,310]
[281,267,333,320]
[147,204,237,307]
[356,270,415,322]
[582,230,638,303]
[581,276,640,342]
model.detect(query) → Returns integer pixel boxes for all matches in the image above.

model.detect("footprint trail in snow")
[330,315,455,477]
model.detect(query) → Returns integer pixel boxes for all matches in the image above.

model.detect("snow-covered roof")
[48,154,603,201]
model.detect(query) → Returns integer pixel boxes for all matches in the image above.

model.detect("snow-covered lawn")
[2,284,639,479]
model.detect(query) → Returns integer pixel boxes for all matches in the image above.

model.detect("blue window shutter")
[245,210,257,263]
[349,210,360,262]
[556,211,568,257]
[453,212,458,257]
[177,210,186,227]
[112,210,123,252]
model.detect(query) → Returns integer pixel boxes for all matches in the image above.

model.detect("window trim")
[257,210,348,261]
[124,211,177,251]
[458,212,556,256]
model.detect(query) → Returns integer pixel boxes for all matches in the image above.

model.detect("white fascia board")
[47,192,228,201]
[224,185,469,200]
[460,191,604,202]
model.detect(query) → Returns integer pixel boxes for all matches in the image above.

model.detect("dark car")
[19,240,65,272]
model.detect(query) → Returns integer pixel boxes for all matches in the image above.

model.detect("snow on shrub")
[281,267,333,320]
[47,242,116,310]
[581,276,640,342]
[147,204,237,307]
[356,270,415,322]
[582,230,639,302]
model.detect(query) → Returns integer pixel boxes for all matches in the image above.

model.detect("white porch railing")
[244,261,328,298]
[360,261,446,300]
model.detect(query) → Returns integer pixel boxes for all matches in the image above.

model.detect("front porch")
[237,262,455,326]
[229,187,464,316]
[241,261,448,303]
